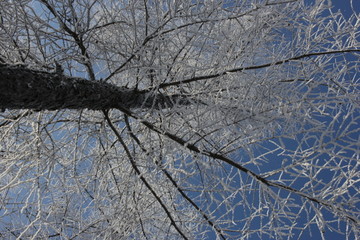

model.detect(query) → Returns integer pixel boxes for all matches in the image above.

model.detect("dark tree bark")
[0,63,190,111]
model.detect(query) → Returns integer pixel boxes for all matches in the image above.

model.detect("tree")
[0,0,359,239]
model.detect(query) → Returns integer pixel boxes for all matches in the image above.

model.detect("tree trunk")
[0,63,190,111]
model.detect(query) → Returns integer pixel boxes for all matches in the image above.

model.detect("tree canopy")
[0,0,359,239]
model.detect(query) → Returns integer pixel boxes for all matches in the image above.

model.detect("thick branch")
[0,63,191,111]
[124,115,226,239]
[158,49,360,89]
[118,107,360,226]
[103,111,189,239]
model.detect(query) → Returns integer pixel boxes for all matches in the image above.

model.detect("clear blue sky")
[207,1,359,239]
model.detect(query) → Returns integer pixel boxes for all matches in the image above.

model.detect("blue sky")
[0,0,358,239]
[268,1,359,239]
[203,1,360,239]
